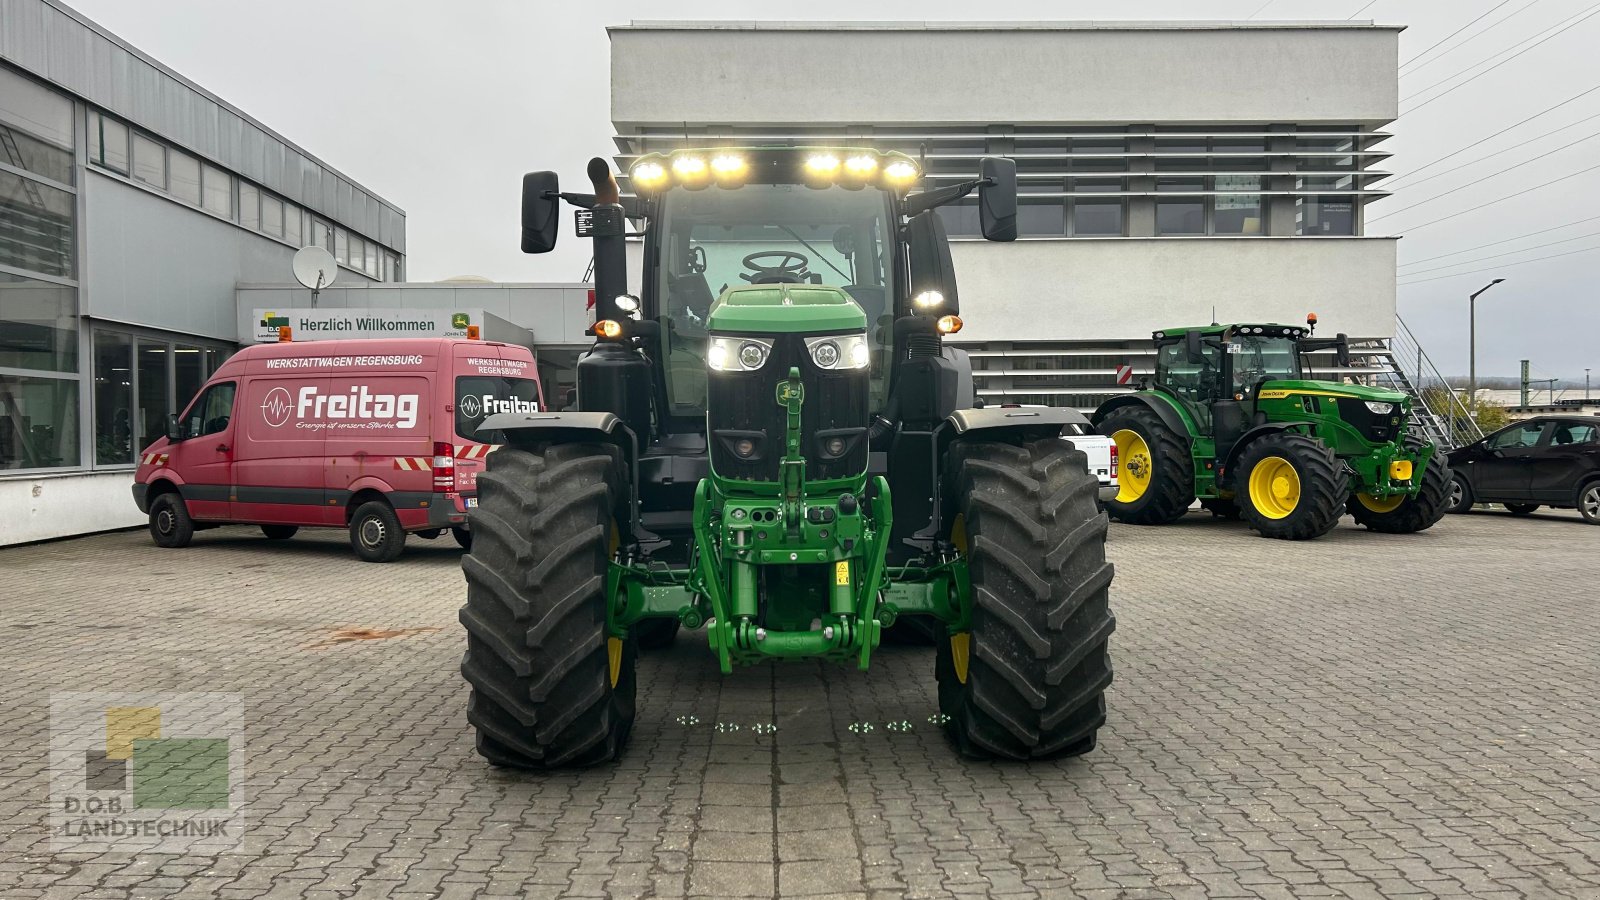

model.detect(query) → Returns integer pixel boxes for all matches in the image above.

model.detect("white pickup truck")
[1063,422,1118,505]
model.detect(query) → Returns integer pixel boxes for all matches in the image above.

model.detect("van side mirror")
[166,413,183,441]
[978,157,1017,242]
[1186,331,1203,362]
[521,171,560,254]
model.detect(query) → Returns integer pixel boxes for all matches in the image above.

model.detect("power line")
[1247,1,1275,18]
[1399,0,1519,70]
[1404,2,1592,96]
[1398,229,1600,275]
[1371,131,1600,221]
[1383,161,1600,233]
[1401,4,1600,113]
[1347,1,1379,19]
[1387,109,1600,191]
[1397,215,1600,266]
[1389,84,1600,184]
[1397,244,1600,285]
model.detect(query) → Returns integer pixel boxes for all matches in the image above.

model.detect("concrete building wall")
[948,236,1397,343]
[0,471,141,545]
[611,21,1400,128]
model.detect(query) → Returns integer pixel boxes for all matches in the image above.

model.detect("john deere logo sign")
[451,313,471,329]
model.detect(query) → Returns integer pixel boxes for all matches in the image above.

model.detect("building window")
[0,66,75,185]
[137,341,171,452]
[239,182,259,230]
[175,345,206,414]
[201,163,231,217]
[169,149,201,206]
[311,218,332,252]
[284,203,302,246]
[1214,175,1264,235]
[1297,196,1355,235]
[0,374,79,470]
[93,115,129,174]
[132,133,165,189]
[385,252,401,282]
[93,331,134,465]
[0,170,74,278]
[1071,199,1124,236]
[0,272,77,373]
[1156,177,1205,235]
[334,227,348,265]
[261,193,284,238]
[363,239,379,278]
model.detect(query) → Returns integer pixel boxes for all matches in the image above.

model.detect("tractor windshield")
[1228,334,1301,394]
[653,184,896,417]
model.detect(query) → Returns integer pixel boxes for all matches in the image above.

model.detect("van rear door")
[450,351,540,500]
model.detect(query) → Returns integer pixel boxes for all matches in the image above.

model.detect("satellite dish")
[292,246,338,291]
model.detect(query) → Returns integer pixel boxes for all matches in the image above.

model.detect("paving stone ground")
[1,506,1597,899]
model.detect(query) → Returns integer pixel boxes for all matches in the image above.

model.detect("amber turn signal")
[595,319,624,339]
[936,315,964,335]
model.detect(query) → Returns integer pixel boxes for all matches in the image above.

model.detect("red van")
[132,338,541,562]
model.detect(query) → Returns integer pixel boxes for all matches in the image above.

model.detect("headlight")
[805,334,869,370]
[1364,401,1396,415]
[913,290,944,310]
[629,160,668,191]
[882,159,919,187]
[708,337,772,371]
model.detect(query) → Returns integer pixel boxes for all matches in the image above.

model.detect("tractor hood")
[706,284,867,335]
[1255,379,1408,405]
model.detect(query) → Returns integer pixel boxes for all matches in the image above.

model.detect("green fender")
[1091,391,1197,445]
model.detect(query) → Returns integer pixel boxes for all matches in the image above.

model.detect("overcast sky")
[66,0,1599,382]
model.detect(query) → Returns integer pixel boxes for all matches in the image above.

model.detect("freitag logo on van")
[263,385,421,430]
[457,395,539,419]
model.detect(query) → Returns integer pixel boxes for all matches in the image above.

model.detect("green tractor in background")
[1092,320,1451,540]
[459,148,1115,768]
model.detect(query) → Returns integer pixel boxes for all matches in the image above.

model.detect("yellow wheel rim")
[607,637,623,688]
[1357,492,1405,513]
[1112,429,1152,504]
[949,632,970,684]
[1247,456,1301,520]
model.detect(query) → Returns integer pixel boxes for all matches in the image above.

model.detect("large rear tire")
[1236,432,1347,540]
[459,443,636,769]
[1348,442,1452,534]
[1098,406,1194,525]
[936,439,1116,760]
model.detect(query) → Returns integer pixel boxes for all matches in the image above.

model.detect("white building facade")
[1,0,405,544]
[608,20,1401,409]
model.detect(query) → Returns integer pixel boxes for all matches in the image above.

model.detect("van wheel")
[452,526,472,551]
[261,525,298,540]
[148,494,194,548]
[349,501,406,563]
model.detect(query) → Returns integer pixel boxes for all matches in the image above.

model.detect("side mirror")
[1185,331,1203,362]
[166,413,182,441]
[978,157,1017,242]
[521,171,560,254]
[1335,333,1351,368]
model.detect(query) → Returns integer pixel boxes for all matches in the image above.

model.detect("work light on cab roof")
[627,148,921,194]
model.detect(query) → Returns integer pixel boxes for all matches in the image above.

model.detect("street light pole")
[1468,278,1505,415]
[1587,367,1592,403]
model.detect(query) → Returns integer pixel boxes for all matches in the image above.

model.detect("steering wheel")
[740,250,810,284]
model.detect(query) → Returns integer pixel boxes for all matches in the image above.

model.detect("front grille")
[1335,397,1404,444]
[708,332,870,483]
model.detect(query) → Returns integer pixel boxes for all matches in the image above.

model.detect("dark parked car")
[1445,415,1600,524]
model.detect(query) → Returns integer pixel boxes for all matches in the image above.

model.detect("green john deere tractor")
[459,148,1115,767]
[1092,320,1451,540]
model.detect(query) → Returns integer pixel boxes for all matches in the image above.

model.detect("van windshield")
[455,376,540,443]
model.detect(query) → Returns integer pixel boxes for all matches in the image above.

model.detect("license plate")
[465,497,478,508]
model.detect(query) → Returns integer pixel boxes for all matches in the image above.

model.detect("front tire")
[1446,472,1474,514]
[349,501,405,563]
[1236,432,1347,540]
[1098,406,1194,525]
[936,439,1116,760]
[1577,481,1600,525]
[459,444,636,769]
[261,524,298,540]
[148,493,194,548]
[1348,444,1452,534]
[1505,502,1538,516]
